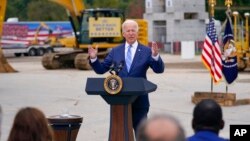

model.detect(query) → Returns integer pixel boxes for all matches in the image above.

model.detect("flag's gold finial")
[225,0,233,9]
[208,0,216,17]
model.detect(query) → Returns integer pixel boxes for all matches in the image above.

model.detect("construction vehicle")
[0,0,16,72]
[41,0,148,70]
[0,0,148,70]
[232,11,250,71]
[1,20,74,57]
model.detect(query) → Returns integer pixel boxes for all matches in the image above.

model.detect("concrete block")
[181,41,195,59]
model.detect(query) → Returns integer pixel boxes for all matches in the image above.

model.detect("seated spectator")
[7,107,54,141]
[137,114,185,141]
[187,99,229,141]
[0,105,2,138]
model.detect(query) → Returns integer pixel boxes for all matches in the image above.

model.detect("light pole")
[233,11,239,42]
[244,12,249,49]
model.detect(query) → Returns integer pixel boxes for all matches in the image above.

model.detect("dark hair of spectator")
[192,99,224,134]
[7,107,54,141]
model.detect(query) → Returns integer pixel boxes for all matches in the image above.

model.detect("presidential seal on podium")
[104,74,123,95]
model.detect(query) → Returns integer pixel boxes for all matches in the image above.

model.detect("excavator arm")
[49,0,85,47]
[0,0,16,72]
[0,0,6,37]
[50,0,84,18]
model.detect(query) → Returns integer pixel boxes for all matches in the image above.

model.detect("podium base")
[109,104,134,141]
[192,91,236,106]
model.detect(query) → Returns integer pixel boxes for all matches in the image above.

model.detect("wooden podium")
[85,77,157,141]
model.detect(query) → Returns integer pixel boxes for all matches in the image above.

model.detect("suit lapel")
[129,44,143,73]
[120,44,129,75]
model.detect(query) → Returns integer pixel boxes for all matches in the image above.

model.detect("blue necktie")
[126,45,132,72]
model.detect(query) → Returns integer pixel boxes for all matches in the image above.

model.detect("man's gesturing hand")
[151,41,159,57]
[88,45,98,59]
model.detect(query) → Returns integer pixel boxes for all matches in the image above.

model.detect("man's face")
[122,23,138,45]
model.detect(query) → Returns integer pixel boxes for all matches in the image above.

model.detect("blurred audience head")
[7,107,53,141]
[0,105,2,138]
[137,114,185,141]
[192,99,224,134]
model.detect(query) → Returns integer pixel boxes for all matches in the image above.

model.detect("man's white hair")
[122,19,139,33]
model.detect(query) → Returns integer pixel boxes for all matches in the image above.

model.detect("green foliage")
[27,0,67,21]
[5,0,134,21]
[6,0,32,20]
[88,0,134,18]
[6,0,67,21]
[207,0,250,22]
[5,0,249,22]
[92,0,119,8]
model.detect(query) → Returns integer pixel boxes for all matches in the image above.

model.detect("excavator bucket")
[0,0,17,72]
[0,48,17,73]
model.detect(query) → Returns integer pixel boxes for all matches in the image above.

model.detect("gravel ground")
[1,53,250,141]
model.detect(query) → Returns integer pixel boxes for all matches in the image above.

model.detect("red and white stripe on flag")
[202,35,222,83]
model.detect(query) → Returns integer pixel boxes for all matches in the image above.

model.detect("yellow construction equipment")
[41,0,148,70]
[0,0,16,72]
[0,0,148,70]
[232,11,250,71]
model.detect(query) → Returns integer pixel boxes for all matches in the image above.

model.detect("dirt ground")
[1,54,250,141]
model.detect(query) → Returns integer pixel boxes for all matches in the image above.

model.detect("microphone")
[116,60,124,73]
[109,62,116,75]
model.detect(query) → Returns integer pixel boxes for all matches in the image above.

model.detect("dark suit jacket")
[90,43,165,107]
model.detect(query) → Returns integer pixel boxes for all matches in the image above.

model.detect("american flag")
[201,18,222,83]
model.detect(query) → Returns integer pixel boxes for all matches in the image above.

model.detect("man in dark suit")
[88,19,165,132]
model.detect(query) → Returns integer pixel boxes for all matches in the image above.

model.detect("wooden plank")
[235,99,250,105]
[192,92,236,106]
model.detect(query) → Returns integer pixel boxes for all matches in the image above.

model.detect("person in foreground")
[187,99,229,141]
[7,107,54,141]
[136,114,186,141]
[0,105,2,138]
[88,19,165,132]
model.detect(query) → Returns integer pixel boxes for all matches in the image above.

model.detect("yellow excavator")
[0,0,16,72]
[0,0,148,71]
[41,0,148,70]
[232,11,250,71]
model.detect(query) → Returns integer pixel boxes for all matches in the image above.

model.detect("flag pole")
[208,0,216,93]
[208,0,215,18]
[192,0,237,106]
[225,0,232,95]
[211,78,213,93]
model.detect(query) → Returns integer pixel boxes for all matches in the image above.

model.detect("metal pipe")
[244,13,249,49]
[233,11,239,42]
